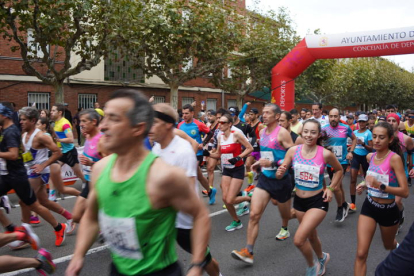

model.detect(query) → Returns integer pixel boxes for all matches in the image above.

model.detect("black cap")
[378,116,386,121]
[250,108,259,114]
[347,114,354,119]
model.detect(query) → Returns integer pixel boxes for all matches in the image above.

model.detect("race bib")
[22,151,34,163]
[0,158,8,175]
[294,164,320,188]
[99,211,143,260]
[260,151,274,171]
[82,156,93,176]
[356,136,365,149]
[367,171,389,198]
[332,146,343,160]
[221,153,235,169]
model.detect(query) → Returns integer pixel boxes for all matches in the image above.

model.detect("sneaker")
[335,207,345,222]
[8,240,31,250]
[349,203,357,213]
[48,189,57,201]
[209,188,217,205]
[305,261,320,276]
[244,184,255,193]
[21,223,41,250]
[54,223,67,247]
[202,190,208,197]
[231,248,253,264]
[343,202,350,218]
[236,206,249,217]
[66,219,77,235]
[30,215,41,225]
[0,195,11,214]
[275,228,290,241]
[318,252,330,276]
[247,172,254,185]
[225,220,242,232]
[36,248,56,275]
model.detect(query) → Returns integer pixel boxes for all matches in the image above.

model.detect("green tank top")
[96,152,177,275]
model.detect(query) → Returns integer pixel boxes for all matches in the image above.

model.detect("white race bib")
[332,146,343,160]
[260,151,274,171]
[99,211,143,260]
[294,164,320,188]
[367,171,389,198]
[356,136,365,149]
[221,153,235,169]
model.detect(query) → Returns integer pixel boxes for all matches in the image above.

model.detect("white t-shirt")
[311,115,328,127]
[152,135,198,229]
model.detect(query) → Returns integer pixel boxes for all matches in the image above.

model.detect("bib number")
[221,153,235,169]
[22,151,34,163]
[260,151,274,171]
[99,211,143,260]
[294,164,320,188]
[0,158,8,175]
[356,136,365,149]
[367,171,389,198]
[332,146,343,160]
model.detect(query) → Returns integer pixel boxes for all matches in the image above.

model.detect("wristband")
[188,260,207,270]
[326,186,334,192]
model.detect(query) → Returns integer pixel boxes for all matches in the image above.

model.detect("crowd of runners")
[0,90,413,276]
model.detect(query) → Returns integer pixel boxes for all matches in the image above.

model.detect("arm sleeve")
[238,104,248,122]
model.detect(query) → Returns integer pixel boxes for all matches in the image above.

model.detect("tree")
[117,0,244,109]
[211,8,298,108]
[0,0,114,103]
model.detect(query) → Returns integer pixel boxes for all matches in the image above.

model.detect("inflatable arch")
[271,26,414,111]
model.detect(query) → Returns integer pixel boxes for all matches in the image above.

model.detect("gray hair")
[79,109,100,126]
[19,107,39,121]
[109,89,154,136]
[264,103,281,115]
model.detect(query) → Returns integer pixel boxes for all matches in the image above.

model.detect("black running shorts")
[222,165,245,180]
[0,174,37,206]
[360,196,399,227]
[293,192,328,213]
[59,147,79,167]
[256,174,292,203]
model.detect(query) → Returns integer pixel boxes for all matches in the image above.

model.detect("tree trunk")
[169,83,179,110]
[236,92,244,110]
[53,81,65,104]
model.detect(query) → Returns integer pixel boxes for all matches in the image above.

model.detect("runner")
[150,103,221,276]
[311,103,328,127]
[207,113,253,231]
[349,114,373,212]
[404,109,414,138]
[178,104,217,205]
[0,104,67,247]
[204,110,220,191]
[20,107,75,234]
[66,89,210,276]
[277,119,343,275]
[231,104,294,264]
[290,109,303,135]
[368,115,376,132]
[354,122,409,276]
[300,108,308,122]
[72,109,104,224]
[322,108,357,222]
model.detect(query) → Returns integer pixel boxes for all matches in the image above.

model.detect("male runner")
[66,89,210,276]
[322,108,356,222]
[0,104,67,247]
[231,103,294,264]
[311,103,328,126]
[151,103,221,276]
[245,108,264,191]
[178,104,217,205]
[20,107,75,234]
[404,110,414,138]
[290,109,303,135]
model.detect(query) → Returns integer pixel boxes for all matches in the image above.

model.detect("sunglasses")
[219,121,229,124]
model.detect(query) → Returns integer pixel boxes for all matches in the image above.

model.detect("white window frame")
[207,99,217,111]
[28,92,50,110]
[78,94,97,109]
[227,99,237,108]
[153,96,165,104]
[182,97,194,108]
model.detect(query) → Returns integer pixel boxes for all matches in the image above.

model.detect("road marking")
[209,209,228,217]
[3,195,77,209]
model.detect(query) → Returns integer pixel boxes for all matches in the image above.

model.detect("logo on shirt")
[191,130,196,135]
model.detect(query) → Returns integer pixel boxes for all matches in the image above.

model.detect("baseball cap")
[378,116,386,121]
[372,109,378,114]
[347,114,354,119]
[250,108,259,114]
[358,114,368,121]
[0,104,13,118]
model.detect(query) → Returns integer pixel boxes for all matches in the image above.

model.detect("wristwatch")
[380,184,386,192]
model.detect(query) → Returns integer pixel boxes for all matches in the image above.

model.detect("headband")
[155,111,176,124]
[386,113,400,125]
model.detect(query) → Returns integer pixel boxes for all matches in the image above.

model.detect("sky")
[246,0,414,71]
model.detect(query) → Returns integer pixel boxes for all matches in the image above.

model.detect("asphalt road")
[2,171,414,276]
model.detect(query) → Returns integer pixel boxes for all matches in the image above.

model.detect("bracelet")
[326,186,334,192]
[188,260,207,270]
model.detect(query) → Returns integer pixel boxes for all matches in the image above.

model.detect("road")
[1,171,414,276]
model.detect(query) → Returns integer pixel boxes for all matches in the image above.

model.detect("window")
[227,64,232,78]
[27,29,49,58]
[28,92,50,110]
[78,94,97,109]
[207,99,217,111]
[182,97,194,108]
[227,99,236,108]
[153,96,165,104]
[104,49,144,82]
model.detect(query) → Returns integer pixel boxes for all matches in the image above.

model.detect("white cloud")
[247,0,414,71]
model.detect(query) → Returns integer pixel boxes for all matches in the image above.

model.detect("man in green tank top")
[66,89,211,276]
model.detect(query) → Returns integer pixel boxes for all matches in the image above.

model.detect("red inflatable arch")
[271,26,414,111]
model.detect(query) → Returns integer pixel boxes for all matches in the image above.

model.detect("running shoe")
[231,248,253,264]
[318,252,330,276]
[349,203,357,213]
[209,187,217,205]
[225,220,242,232]
[244,184,255,193]
[247,172,254,185]
[66,219,76,235]
[36,248,56,276]
[343,202,350,218]
[54,223,67,247]
[30,215,41,225]
[202,190,208,197]
[8,240,30,250]
[48,189,57,201]
[0,195,11,214]
[335,207,345,222]
[236,206,249,217]
[275,228,290,241]
[21,223,41,250]
[305,261,320,276]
